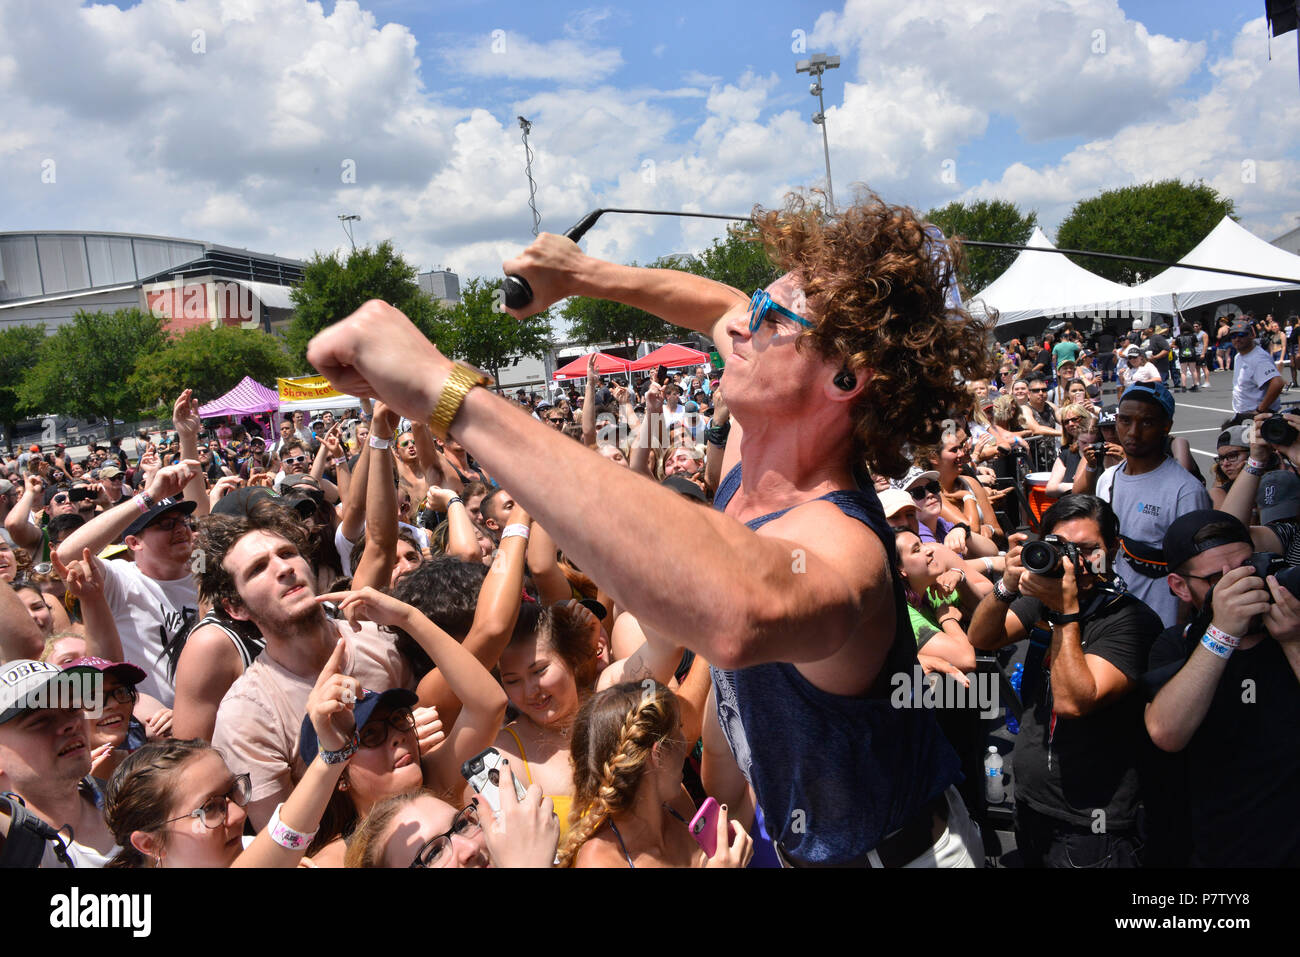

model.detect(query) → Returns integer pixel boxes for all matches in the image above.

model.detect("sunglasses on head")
[908,481,942,500]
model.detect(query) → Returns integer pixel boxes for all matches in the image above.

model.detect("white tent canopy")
[1124,216,1300,313]
[968,228,1139,327]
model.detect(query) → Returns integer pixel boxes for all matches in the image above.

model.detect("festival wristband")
[1200,632,1234,660]
[501,523,530,542]
[368,436,391,450]
[133,492,154,513]
[1205,623,1241,649]
[267,803,318,850]
[993,580,1019,603]
[445,496,464,509]
[320,732,359,766]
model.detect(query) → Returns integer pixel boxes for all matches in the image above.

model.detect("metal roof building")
[0,230,305,333]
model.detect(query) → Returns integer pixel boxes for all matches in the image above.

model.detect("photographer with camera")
[1095,383,1210,627]
[968,494,1161,867]
[1144,509,1300,866]
[1217,411,1300,560]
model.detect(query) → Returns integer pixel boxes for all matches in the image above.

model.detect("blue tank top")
[710,463,961,865]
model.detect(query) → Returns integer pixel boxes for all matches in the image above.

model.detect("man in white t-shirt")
[54,461,206,706]
[1095,382,1211,627]
[1229,318,1284,416]
[199,512,413,829]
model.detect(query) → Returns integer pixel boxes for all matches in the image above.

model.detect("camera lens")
[1021,540,1063,577]
[1260,415,1298,447]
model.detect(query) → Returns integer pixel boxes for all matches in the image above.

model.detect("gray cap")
[1257,470,1300,524]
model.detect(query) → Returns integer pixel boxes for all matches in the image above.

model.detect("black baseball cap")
[1163,509,1252,573]
[298,688,418,764]
[661,474,707,503]
[122,496,197,541]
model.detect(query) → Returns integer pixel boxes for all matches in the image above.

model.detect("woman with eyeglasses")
[62,658,152,789]
[104,638,371,868]
[1045,404,1094,499]
[294,586,509,866]
[1209,424,1252,511]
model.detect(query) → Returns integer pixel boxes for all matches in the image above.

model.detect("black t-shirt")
[1098,333,1115,353]
[1034,348,1052,373]
[1009,590,1161,828]
[1147,333,1170,370]
[1176,333,1197,359]
[1146,625,1300,866]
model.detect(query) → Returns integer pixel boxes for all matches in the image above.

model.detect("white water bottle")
[984,746,1005,804]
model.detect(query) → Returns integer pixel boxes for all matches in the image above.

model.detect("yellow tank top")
[503,725,571,840]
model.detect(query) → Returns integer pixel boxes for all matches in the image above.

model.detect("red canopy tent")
[628,343,708,372]
[552,351,632,381]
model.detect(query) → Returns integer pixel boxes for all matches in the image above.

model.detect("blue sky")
[1,0,1295,280]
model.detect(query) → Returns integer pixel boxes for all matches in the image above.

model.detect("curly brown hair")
[192,501,309,616]
[754,189,992,475]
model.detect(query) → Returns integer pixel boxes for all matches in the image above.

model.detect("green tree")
[129,324,294,410]
[0,324,47,443]
[440,277,552,384]
[1056,180,1236,285]
[17,308,165,436]
[284,240,445,372]
[924,199,1039,295]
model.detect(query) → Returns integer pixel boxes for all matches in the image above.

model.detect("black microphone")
[501,209,608,310]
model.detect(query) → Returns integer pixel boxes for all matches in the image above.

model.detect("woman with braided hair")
[560,680,752,868]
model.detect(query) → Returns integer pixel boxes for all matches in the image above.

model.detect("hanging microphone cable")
[500,208,1300,310]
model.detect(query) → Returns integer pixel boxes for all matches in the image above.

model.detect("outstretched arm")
[307,296,879,677]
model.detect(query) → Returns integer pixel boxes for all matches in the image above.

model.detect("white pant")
[891,786,983,868]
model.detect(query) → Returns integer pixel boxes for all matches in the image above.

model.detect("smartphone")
[461,747,527,816]
[655,364,669,386]
[688,797,721,858]
[69,487,94,503]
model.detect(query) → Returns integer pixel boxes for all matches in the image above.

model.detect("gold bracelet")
[427,363,493,440]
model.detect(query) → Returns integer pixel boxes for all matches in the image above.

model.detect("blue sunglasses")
[748,289,814,334]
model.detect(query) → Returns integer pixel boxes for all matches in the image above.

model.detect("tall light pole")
[338,213,360,252]
[518,116,541,237]
[795,53,840,211]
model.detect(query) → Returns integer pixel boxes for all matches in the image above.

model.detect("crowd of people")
[1,192,1296,869]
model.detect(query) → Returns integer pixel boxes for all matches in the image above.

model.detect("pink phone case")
[688,797,721,857]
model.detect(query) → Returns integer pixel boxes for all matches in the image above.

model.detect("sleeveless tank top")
[709,463,961,865]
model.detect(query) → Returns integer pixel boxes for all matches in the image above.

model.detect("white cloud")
[812,0,1205,142]
[965,17,1300,241]
[439,30,623,83]
[1,0,1294,304]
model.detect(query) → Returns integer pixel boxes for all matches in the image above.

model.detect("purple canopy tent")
[197,376,280,418]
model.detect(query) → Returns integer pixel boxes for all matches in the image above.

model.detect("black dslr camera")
[1259,412,1299,448]
[1022,534,1083,578]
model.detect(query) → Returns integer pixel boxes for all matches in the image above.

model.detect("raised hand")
[305,301,448,424]
[305,637,358,754]
[52,548,105,601]
[145,459,200,502]
[411,706,445,756]
[316,587,415,631]
[500,232,587,320]
[172,389,202,439]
